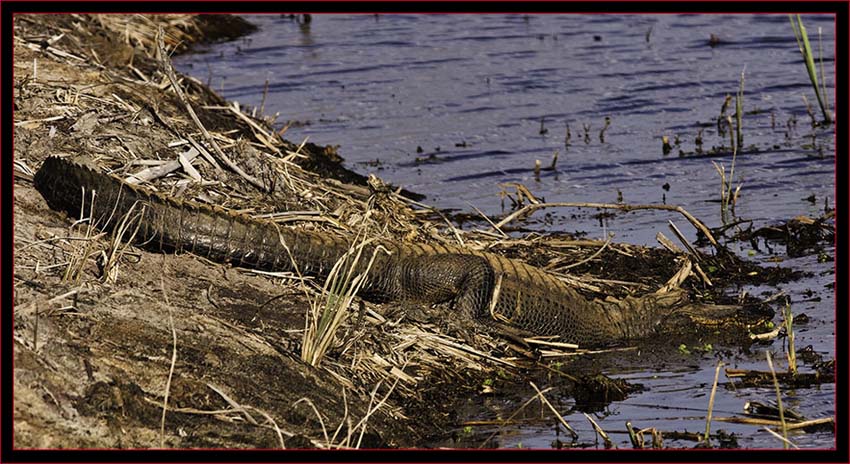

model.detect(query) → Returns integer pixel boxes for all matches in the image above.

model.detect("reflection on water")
[175,13,836,449]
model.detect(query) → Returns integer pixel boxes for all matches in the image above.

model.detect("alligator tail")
[33,156,350,276]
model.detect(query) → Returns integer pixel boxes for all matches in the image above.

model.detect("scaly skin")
[33,156,758,347]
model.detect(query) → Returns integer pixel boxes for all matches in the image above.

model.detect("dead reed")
[301,231,385,367]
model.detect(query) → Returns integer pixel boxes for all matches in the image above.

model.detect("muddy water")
[175,14,836,449]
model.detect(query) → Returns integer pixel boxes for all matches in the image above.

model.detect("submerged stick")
[715,416,832,431]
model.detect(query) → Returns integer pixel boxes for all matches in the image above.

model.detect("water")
[175,13,836,449]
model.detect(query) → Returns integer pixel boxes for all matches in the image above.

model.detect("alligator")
[33,155,768,348]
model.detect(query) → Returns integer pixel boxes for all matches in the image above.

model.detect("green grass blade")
[791,15,831,123]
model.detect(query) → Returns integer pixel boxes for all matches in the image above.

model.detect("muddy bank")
[12,14,820,451]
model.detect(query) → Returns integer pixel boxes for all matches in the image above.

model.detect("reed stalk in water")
[789,15,832,124]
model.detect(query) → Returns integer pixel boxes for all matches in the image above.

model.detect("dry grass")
[93,14,200,55]
[301,230,385,367]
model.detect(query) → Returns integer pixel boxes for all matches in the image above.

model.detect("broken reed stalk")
[555,233,613,272]
[703,360,723,446]
[712,162,728,224]
[726,116,735,153]
[495,201,720,250]
[244,405,287,448]
[650,428,663,449]
[762,426,800,449]
[599,116,611,143]
[718,94,731,136]
[329,388,351,447]
[715,416,832,431]
[765,351,790,449]
[626,421,641,448]
[789,15,832,124]
[712,159,740,226]
[260,77,269,116]
[529,381,578,439]
[584,413,615,449]
[713,92,743,226]
[293,397,330,445]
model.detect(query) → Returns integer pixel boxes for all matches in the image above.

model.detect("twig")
[529,381,578,439]
[715,416,832,431]
[16,288,82,317]
[186,134,223,173]
[468,202,507,238]
[207,383,259,425]
[762,426,800,449]
[584,413,615,448]
[667,220,700,258]
[416,330,517,368]
[523,338,578,350]
[227,101,280,152]
[159,271,178,448]
[656,231,683,253]
[557,233,613,272]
